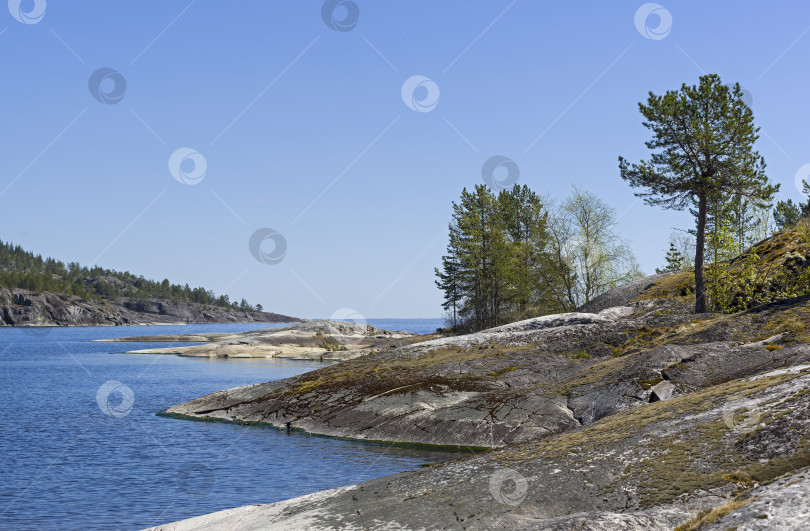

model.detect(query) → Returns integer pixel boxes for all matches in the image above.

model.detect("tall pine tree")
[620,75,778,313]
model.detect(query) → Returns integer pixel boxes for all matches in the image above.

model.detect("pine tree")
[434,249,462,329]
[436,184,639,330]
[496,184,552,321]
[656,242,686,273]
[620,75,778,313]
[773,180,810,229]
[728,194,759,255]
[451,185,508,330]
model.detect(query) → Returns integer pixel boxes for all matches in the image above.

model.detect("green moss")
[612,325,675,357]
[638,377,664,390]
[632,271,695,301]
[489,366,520,376]
[317,336,347,352]
[561,350,592,360]
[510,370,803,462]
[634,225,810,314]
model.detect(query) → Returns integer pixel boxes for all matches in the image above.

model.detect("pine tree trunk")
[694,191,708,313]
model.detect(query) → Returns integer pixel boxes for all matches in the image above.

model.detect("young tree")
[619,74,778,313]
[541,202,578,311]
[546,187,642,309]
[656,242,686,273]
[749,201,775,244]
[727,195,759,255]
[669,231,696,269]
[773,180,810,229]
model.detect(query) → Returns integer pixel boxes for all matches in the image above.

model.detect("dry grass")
[674,498,754,531]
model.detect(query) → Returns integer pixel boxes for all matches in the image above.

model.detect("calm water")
[366,318,443,335]
[0,320,451,530]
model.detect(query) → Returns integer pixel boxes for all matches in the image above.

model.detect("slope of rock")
[164,293,810,448]
[152,364,810,530]
[702,467,810,530]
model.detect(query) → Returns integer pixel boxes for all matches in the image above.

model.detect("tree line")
[439,73,809,329]
[0,239,261,313]
[435,184,641,332]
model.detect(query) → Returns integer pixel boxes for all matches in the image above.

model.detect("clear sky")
[1,1,809,319]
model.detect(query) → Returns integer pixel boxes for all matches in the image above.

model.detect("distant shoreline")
[1,288,302,328]
[0,320,300,328]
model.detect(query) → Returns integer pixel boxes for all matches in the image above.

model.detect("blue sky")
[1,1,809,318]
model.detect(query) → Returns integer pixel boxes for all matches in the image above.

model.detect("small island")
[99,320,418,360]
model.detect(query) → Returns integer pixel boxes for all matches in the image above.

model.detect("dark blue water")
[0,322,452,530]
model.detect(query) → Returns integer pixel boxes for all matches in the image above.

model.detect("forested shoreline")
[0,239,263,313]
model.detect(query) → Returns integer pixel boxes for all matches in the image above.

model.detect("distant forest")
[0,240,261,312]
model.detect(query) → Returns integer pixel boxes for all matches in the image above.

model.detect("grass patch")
[489,366,520,377]
[317,336,347,352]
[288,344,506,396]
[722,469,754,486]
[561,350,592,360]
[638,377,664,390]
[507,369,803,461]
[674,498,754,531]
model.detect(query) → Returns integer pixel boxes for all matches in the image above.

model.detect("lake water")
[0,320,452,530]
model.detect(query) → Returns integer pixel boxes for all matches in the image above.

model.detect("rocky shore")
[149,269,810,529]
[0,288,299,327]
[102,320,417,361]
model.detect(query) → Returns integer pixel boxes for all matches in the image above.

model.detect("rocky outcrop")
[578,272,672,313]
[101,320,416,360]
[152,271,810,529]
[164,292,810,448]
[0,288,299,327]
[703,467,810,530]
[151,363,810,530]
